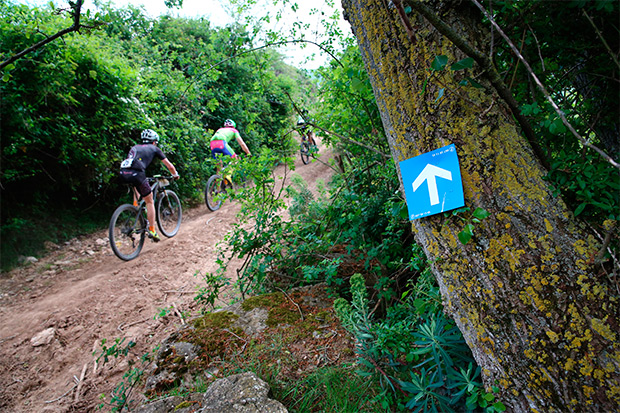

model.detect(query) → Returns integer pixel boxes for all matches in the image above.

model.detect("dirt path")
[0,140,335,412]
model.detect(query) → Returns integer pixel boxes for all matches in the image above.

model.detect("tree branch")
[179,39,344,103]
[470,0,619,170]
[582,9,620,71]
[1,0,85,70]
[405,0,550,170]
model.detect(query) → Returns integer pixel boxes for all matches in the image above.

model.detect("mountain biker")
[209,119,251,159]
[296,115,317,147]
[119,129,179,242]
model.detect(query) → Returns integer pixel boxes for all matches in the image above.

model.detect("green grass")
[273,365,384,413]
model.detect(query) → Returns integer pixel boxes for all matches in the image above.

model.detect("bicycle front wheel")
[300,141,311,164]
[205,174,234,211]
[109,204,146,261]
[157,190,182,237]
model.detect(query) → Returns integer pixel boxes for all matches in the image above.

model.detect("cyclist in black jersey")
[119,129,179,241]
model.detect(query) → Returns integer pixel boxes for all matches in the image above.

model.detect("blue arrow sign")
[399,144,464,220]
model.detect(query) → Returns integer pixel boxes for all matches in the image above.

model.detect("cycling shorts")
[119,170,151,197]
[210,140,237,159]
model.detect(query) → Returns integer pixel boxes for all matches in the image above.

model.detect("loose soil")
[0,140,337,412]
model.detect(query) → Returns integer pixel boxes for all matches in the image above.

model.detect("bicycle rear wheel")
[300,141,311,164]
[157,190,182,237]
[109,204,146,261]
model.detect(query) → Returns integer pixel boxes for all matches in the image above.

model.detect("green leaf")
[493,401,507,411]
[351,77,364,92]
[472,207,491,220]
[431,55,448,71]
[420,77,429,95]
[435,88,445,102]
[458,229,473,245]
[574,202,587,216]
[450,57,474,71]
[461,77,483,88]
[549,118,567,135]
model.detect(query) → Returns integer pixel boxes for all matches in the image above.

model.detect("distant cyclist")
[209,119,251,159]
[119,129,179,242]
[296,114,317,147]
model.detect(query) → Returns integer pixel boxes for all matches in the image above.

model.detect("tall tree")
[341,0,619,411]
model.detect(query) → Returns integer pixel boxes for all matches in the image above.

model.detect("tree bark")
[341,0,619,411]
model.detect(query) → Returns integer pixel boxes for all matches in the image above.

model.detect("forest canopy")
[0,0,317,269]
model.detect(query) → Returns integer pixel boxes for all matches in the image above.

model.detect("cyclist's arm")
[162,158,179,178]
[236,134,251,156]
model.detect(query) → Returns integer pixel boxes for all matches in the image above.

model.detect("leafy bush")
[335,273,506,413]
[0,1,310,270]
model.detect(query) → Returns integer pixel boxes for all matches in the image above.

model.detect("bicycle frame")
[131,176,171,206]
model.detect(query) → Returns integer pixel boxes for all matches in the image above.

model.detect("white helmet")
[224,119,236,128]
[141,129,159,143]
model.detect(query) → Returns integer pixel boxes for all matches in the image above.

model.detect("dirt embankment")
[0,140,335,412]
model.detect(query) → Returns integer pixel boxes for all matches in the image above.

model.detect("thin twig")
[92,340,99,375]
[118,317,151,332]
[172,302,186,325]
[45,382,77,403]
[0,335,16,345]
[277,288,304,321]
[471,0,619,170]
[582,9,620,70]
[223,329,249,354]
[74,362,88,403]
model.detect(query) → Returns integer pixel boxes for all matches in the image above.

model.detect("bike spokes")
[157,190,182,237]
[109,205,146,261]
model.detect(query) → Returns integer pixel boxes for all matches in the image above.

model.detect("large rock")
[135,373,286,413]
[198,372,287,413]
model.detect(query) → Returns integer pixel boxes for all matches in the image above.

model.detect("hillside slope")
[0,140,335,412]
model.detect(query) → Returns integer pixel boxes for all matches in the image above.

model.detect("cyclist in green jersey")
[209,119,251,159]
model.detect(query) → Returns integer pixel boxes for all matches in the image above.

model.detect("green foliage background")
[0,1,312,269]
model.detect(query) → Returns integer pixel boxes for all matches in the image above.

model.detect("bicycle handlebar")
[148,175,179,181]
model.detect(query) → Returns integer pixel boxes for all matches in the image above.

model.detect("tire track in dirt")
[0,139,335,412]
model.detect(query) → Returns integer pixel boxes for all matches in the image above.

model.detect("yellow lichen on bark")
[342,0,620,410]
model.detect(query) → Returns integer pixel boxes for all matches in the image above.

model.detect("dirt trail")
[0,140,335,412]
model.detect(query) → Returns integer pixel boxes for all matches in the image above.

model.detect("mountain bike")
[204,162,236,212]
[109,175,182,261]
[299,125,318,165]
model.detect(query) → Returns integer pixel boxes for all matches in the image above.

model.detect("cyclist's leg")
[135,178,159,241]
[211,141,235,173]
[144,193,158,239]
[132,187,139,207]
[309,131,317,147]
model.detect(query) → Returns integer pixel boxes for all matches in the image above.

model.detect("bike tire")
[109,204,145,261]
[156,190,182,237]
[205,174,224,211]
[300,141,311,165]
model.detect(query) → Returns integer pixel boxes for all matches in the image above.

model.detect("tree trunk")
[341,0,619,411]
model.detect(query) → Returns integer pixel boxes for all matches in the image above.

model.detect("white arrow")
[412,164,453,206]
